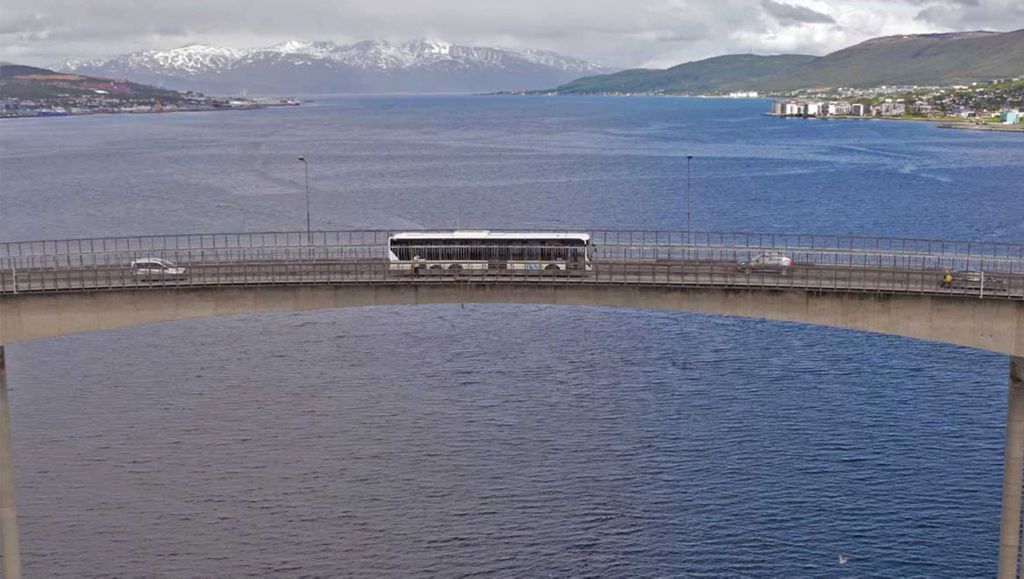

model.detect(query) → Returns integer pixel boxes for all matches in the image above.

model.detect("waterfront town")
[0,94,298,118]
[769,77,1024,125]
[0,64,298,118]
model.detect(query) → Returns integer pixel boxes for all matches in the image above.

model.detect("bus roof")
[390,231,590,241]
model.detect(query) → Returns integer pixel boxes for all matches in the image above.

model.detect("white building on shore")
[771,99,905,118]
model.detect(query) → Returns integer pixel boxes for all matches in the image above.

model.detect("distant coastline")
[764,112,1024,132]
[1,99,301,120]
[0,63,306,120]
[937,121,1024,132]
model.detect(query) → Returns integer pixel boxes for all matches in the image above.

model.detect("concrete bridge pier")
[999,356,1024,579]
[0,346,21,579]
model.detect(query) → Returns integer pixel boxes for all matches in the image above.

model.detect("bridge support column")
[998,356,1024,579]
[0,346,21,579]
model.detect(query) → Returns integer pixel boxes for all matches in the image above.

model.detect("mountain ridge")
[761,28,1024,89]
[59,39,612,95]
[553,29,1024,95]
[557,54,817,94]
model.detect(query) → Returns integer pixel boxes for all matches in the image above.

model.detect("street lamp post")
[298,156,311,245]
[686,155,694,247]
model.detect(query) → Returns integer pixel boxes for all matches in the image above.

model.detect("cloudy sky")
[2,0,1023,68]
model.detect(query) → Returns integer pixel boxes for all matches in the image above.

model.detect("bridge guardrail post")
[0,346,23,579]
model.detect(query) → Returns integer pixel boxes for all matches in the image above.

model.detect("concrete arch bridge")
[0,229,1023,578]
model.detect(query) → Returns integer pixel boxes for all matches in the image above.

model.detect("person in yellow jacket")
[942,269,953,288]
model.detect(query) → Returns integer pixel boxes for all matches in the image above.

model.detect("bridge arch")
[3,281,1024,576]
[2,283,1021,356]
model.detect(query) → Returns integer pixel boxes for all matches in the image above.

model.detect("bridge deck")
[1,230,1022,299]
[2,259,1023,300]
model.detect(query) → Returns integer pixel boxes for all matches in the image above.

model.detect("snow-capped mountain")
[66,44,247,76]
[58,40,611,94]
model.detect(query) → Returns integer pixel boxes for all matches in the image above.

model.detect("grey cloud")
[1,0,1023,69]
[913,0,1024,27]
[649,20,711,43]
[0,13,50,36]
[902,0,978,5]
[762,0,836,25]
[655,30,710,43]
[915,5,960,25]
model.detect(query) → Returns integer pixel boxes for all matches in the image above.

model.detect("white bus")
[388,231,592,274]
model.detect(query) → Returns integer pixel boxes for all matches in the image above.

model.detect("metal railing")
[0,229,1022,299]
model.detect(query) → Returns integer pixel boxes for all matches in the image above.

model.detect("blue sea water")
[1,96,1023,577]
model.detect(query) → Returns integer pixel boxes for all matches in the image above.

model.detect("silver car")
[131,257,187,280]
[944,269,1007,291]
[738,252,794,274]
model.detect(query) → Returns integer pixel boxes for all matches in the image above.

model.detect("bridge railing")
[2,229,1022,271]
[1,229,1022,299]
[0,231,392,266]
[590,230,1024,274]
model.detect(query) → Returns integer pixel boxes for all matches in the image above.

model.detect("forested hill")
[0,64,185,100]
[555,54,815,94]
[553,28,1024,94]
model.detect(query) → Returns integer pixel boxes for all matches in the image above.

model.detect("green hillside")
[0,64,185,101]
[552,28,1024,94]
[763,29,1024,89]
[0,64,59,79]
[556,54,816,94]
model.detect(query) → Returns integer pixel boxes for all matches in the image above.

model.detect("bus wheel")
[448,264,463,274]
[429,264,444,270]
[545,264,560,271]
